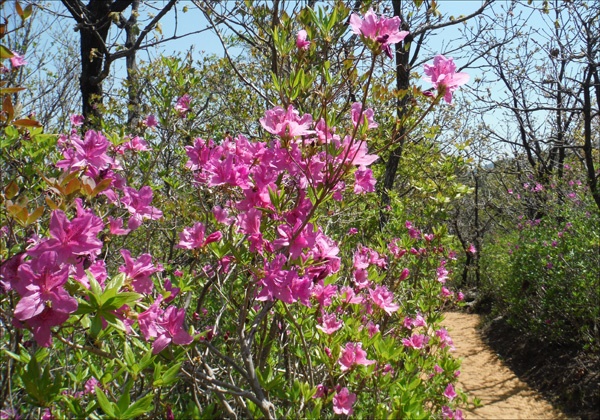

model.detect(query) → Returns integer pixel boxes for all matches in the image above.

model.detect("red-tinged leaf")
[13,119,42,128]
[8,204,28,225]
[15,1,24,18]
[0,24,7,37]
[0,45,14,59]
[5,180,19,199]
[27,207,44,225]
[64,178,81,196]
[3,95,14,121]
[1,87,26,94]
[92,178,112,195]
[45,197,58,210]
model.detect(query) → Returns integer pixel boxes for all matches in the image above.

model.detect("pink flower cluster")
[423,55,469,104]
[350,8,409,59]
[183,104,380,305]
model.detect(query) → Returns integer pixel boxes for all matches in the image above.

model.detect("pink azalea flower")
[55,130,119,172]
[312,282,337,307]
[441,286,453,297]
[138,297,193,354]
[399,267,410,281]
[354,168,377,194]
[316,313,343,334]
[121,186,163,230]
[366,321,380,338]
[467,243,477,254]
[70,114,84,127]
[259,105,314,139]
[442,406,464,420]
[10,51,27,68]
[333,387,357,415]
[143,114,158,128]
[434,364,444,374]
[296,29,310,50]
[174,94,191,116]
[108,216,131,236]
[177,222,222,250]
[313,384,326,399]
[351,102,378,129]
[348,227,358,235]
[14,252,78,346]
[338,342,375,371]
[123,136,151,152]
[349,9,409,58]
[443,383,457,400]
[28,204,104,264]
[369,285,399,315]
[119,249,162,294]
[402,334,429,349]
[435,328,454,350]
[340,286,364,304]
[423,55,469,104]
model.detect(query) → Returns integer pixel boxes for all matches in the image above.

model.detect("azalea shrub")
[481,164,600,351]
[2,4,472,419]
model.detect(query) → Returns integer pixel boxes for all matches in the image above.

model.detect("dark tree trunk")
[79,0,112,129]
[125,0,141,131]
[380,0,411,229]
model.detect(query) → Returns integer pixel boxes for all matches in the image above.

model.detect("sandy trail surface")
[443,312,566,419]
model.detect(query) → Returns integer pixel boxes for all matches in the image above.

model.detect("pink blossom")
[28,204,103,264]
[316,313,343,334]
[348,227,358,235]
[340,286,364,304]
[108,216,131,236]
[434,364,444,374]
[349,9,409,59]
[312,282,337,307]
[354,168,377,194]
[436,328,455,350]
[119,249,162,294]
[442,406,464,420]
[351,102,378,129]
[143,114,158,128]
[10,51,27,68]
[138,297,193,354]
[13,252,78,346]
[333,387,356,415]
[177,222,222,250]
[123,136,151,152]
[313,384,326,399]
[443,383,457,400]
[121,186,163,230]
[260,105,314,139]
[402,334,428,349]
[296,29,310,50]
[70,114,84,127]
[441,286,453,298]
[467,243,477,254]
[366,321,380,338]
[55,130,119,172]
[174,94,191,116]
[369,285,399,315]
[338,342,375,371]
[437,261,449,283]
[399,267,410,281]
[423,55,469,104]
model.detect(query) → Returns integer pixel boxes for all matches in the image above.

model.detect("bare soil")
[443,312,568,419]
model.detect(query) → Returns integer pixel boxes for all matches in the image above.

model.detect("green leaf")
[121,393,154,419]
[103,292,141,310]
[95,387,116,418]
[0,45,14,59]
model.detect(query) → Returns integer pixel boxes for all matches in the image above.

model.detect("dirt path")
[443,312,566,419]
